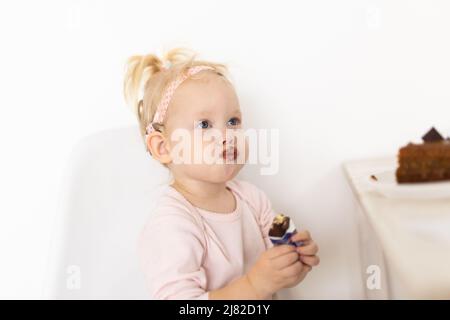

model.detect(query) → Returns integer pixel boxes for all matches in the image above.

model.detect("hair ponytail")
[123,54,164,119]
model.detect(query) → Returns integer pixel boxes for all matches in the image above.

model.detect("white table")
[344,157,450,299]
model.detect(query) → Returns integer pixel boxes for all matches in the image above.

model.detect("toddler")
[123,48,319,299]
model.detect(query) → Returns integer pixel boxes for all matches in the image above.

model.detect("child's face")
[163,72,246,183]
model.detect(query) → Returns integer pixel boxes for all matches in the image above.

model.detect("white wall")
[1,0,449,299]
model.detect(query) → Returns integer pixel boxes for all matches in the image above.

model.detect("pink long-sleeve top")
[138,179,277,299]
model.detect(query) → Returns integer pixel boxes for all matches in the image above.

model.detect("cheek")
[190,133,224,163]
[192,136,221,163]
[167,139,217,165]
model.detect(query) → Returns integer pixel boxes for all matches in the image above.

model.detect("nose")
[222,131,235,147]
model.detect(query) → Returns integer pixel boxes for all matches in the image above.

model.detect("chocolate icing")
[269,214,290,237]
[422,127,444,143]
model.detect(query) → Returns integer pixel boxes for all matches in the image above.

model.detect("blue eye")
[196,120,211,129]
[227,117,241,127]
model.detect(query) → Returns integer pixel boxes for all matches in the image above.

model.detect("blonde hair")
[123,48,231,145]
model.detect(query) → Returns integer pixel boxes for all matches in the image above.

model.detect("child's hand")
[290,230,320,268]
[246,245,310,299]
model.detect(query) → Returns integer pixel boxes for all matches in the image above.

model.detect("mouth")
[222,147,238,162]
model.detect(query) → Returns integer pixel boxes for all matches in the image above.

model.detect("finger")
[284,274,301,288]
[267,244,296,259]
[298,264,312,277]
[284,273,306,288]
[290,230,311,243]
[296,242,318,256]
[300,255,320,267]
[283,264,311,288]
[272,252,299,270]
[280,261,303,278]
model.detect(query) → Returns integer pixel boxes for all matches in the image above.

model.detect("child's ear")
[146,132,172,164]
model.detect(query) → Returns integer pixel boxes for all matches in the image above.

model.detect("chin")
[195,163,244,184]
[219,164,243,182]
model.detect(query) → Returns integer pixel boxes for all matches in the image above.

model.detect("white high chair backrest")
[45,126,171,299]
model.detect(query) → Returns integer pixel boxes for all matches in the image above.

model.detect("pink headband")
[145,65,215,136]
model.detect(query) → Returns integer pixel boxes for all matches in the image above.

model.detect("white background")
[1,0,449,299]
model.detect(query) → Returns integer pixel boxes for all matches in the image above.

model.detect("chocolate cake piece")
[396,128,450,183]
[422,127,444,143]
[269,214,290,237]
